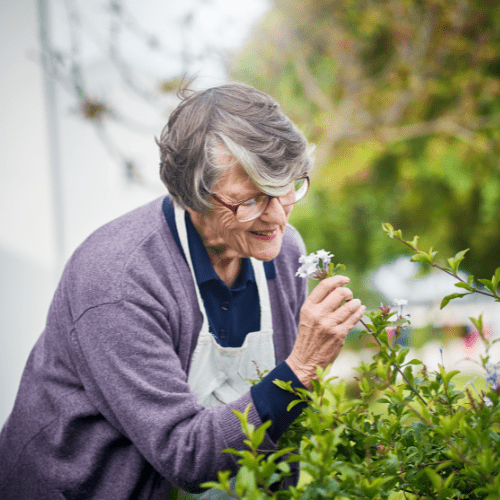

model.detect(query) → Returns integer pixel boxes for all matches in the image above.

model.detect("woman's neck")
[186,206,243,288]
[209,253,242,288]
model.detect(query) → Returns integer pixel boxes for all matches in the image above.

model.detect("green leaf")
[287,399,305,412]
[425,467,442,489]
[440,293,469,309]
[454,282,473,291]
[277,462,291,473]
[252,422,271,448]
[382,222,394,234]
[478,279,496,295]
[267,447,296,463]
[411,253,433,264]
[404,359,423,366]
[265,472,282,488]
[444,370,461,386]
[273,379,295,393]
[447,249,469,274]
[360,377,371,394]
[222,448,245,458]
[469,315,483,333]
[493,267,500,291]
[427,248,438,264]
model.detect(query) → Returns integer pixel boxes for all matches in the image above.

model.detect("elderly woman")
[0,83,365,499]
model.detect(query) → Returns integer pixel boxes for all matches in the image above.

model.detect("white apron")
[173,205,276,499]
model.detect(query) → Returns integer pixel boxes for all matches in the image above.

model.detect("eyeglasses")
[211,175,309,222]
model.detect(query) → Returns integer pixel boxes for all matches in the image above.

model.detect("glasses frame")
[211,174,310,222]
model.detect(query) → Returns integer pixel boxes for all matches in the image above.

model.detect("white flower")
[464,376,478,389]
[296,253,320,278]
[464,376,481,396]
[296,262,318,278]
[393,299,408,306]
[393,299,409,320]
[483,396,493,407]
[315,249,333,268]
[298,253,320,266]
[296,250,338,280]
[485,361,500,391]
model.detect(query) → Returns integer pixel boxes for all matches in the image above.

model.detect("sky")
[50,0,270,84]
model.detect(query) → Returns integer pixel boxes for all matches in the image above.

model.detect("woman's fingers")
[288,289,366,389]
[307,275,350,304]
[344,301,366,329]
[320,286,353,312]
[329,298,363,326]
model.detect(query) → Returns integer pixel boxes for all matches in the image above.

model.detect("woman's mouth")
[250,229,277,240]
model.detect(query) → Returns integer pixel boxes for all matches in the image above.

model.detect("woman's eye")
[241,198,257,207]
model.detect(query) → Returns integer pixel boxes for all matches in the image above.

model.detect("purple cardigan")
[0,197,307,499]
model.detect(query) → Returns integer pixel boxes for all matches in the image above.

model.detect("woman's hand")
[286,276,366,389]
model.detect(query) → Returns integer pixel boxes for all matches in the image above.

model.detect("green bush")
[203,225,500,499]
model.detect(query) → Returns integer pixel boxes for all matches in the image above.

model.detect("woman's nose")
[260,197,289,223]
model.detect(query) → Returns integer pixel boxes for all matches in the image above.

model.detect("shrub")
[203,225,500,499]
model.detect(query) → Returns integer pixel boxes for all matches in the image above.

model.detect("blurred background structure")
[1,0,500,426]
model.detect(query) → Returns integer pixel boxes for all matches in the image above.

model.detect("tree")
[232,0,500,288]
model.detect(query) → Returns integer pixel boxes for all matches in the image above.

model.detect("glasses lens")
[234,177,309,221]
[280,177,309,206]
[236,195,269,222]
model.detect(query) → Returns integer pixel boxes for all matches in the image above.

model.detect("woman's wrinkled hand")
[286,275,366,389]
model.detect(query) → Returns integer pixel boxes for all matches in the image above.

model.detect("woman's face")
[187,152,293,264]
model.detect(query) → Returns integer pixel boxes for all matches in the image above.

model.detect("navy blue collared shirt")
[162,197,306,441]
[186,217,261,348]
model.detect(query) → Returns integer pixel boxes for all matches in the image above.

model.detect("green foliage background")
[232,0,500,307]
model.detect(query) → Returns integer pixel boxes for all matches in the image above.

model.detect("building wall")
[0,0,270,428]
[0,0,166,427]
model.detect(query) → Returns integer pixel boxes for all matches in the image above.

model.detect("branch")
[330,115,487,151]
[390,234,498,300]
[293,53,336,116]
[379,5,438,125]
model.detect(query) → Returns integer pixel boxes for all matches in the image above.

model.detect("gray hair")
[157,82,315,211]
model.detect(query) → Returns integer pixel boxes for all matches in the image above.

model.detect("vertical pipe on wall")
[38,0,66,277]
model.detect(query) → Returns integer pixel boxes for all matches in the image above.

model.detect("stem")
[442,378,454,416]
[382,380,435,428]
[360,319,429,407]
[332,415,370,438]
[395,237,497,299]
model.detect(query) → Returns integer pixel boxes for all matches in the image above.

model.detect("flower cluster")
[485,361,500,391]
[296,250,334,280]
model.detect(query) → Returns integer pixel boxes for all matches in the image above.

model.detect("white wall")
[0,0,58,426]
[0,0,164,426]
[0,0,269,427]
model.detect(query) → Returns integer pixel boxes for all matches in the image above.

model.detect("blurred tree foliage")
[232,0,500,304]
